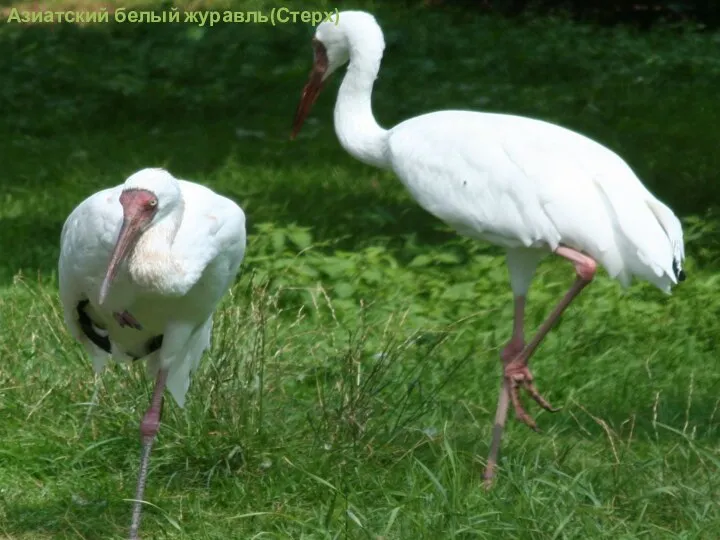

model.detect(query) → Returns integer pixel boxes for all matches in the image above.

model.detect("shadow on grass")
[4,498,132,539]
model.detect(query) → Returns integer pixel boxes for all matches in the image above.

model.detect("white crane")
[290,10,686,486]
[58,168,246,538]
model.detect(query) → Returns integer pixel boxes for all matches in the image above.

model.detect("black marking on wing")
[77,300,111,353]
[672,258,687,282]
[145,335,164,358]
[76,300,164,360]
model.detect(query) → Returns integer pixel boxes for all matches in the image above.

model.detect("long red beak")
[291,41,329,140]
[98,192,154,305]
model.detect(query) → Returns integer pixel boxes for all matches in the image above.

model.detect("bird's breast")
[129,250,185,296]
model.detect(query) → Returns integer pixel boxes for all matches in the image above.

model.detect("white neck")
[333,32,390,169]
[129,201,185,295]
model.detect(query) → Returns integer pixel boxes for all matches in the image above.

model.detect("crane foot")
[505,364,560,431]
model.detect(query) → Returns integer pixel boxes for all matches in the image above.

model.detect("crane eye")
[148,199,158,208]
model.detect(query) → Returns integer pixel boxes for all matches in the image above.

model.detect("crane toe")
[505,365,560,431]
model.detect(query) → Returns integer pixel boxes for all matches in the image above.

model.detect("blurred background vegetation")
[1,0,720,538]
[2,0,719,282]
[440,0,720,27]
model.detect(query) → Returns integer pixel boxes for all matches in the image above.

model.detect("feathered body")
[59,168,246,406]
[317,11,685,294]
[386,111,685,292]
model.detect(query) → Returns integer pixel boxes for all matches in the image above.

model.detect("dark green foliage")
[1,1,719,538]
[433,0,720,28]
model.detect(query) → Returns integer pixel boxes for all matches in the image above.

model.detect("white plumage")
[386,111,685,292]
[292,10,686,486]
[58,167,246,538]
[60,168,246,405]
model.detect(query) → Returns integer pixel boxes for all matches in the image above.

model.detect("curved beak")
[291,41,329,140]
[98,193,152,305]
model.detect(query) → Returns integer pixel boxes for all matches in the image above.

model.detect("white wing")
[154,180,246,406]
[172,180,247,299]
[59,185,125,370]
[388,111,683,292]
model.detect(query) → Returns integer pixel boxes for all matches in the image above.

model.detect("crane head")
[99,188,159,305]
[290,11,384,140]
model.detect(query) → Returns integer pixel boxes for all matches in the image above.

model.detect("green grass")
[2,1,720,538]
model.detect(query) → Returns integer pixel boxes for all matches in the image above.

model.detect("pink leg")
[128,369,168,540]
[483,295,526,487]
[483,247,596,488]
[507,246,596,430]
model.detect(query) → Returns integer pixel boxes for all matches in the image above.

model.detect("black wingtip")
[147,335,163,354]
[672,259,686,283]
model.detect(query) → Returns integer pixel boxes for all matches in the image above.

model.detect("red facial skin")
[99,189,158,305]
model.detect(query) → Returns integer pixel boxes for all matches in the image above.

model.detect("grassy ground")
[1,1,720,538]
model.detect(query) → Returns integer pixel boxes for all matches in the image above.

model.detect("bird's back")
[387,110,685,292]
